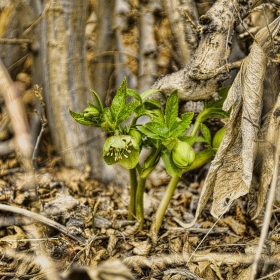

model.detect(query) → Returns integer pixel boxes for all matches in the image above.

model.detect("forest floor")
[0,142,280,280]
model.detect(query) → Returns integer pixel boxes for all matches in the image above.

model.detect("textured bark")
[162,0,199,67]
[138,1,159,92]
[89,0,116,104]
[30,0,114,183]
[0,0,35,78]
[153,0,258,101]
[114,0,137,88]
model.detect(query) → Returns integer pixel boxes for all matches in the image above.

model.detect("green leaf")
[111,78,127,119]
[69,109,96,126]
[144,122,169,137]
[195,136,209,143]
[127,88,142,102]
[162,137,177,150]
[103,107,113,123]
[116,101,139,125]
[196,108,230,123]
[165,91,178,130]
[161,149,182,177]
[90,90,103,111]
[143,99,162,110]
[141,88,165,101]
[170,113,194,137]
[178,135,197,145]
[204,86,231,109]
[137,125,164,140]
[200,123,211,144]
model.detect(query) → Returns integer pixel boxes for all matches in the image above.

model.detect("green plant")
[70,78,230,235]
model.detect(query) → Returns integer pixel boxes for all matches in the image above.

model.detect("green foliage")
[70,77,230,233]
[196,86,231,123]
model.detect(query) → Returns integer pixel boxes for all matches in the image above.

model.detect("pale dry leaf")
[181,16,280,227]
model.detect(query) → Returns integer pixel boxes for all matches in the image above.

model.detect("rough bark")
[30,0,114,183]
[161,0,199,67]
[153,0,258,101]
[89,0,116,104]
[0,0,35,79]
[114,0,137,88]
[138,1,159,92]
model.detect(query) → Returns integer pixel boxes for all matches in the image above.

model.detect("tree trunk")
[30,0,114,182]
[89,0,116,105]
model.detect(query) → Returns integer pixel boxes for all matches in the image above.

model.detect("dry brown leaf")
[181,16,280,227]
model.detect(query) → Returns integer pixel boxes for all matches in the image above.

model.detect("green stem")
[150,150,215,236]
[190,120,201,137]
[135,177,147,229]
[151,174,180,234]
[128,168,137,220]
[135,145,163,229]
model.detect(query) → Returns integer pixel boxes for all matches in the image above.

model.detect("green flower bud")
[212,127,226,149]
[129,129,142,145]
[103,135,140,169]
[83,107,100,121]
[172,141,195,169]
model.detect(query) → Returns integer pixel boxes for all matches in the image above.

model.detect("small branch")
[0,38,31,44]
[32,85,48,168]
[23,2,50,37]
[0,203,86,244]
[189,59,244,80]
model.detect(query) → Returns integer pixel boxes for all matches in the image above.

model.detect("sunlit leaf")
[116,101,139,125]
[90,90,103,111]
[170,112,194,137]
[111,78,127,119]
[200,123,211,144]
[127,88,142,102]
[165,91,178,130]
[161,149,182,177]
[69,109,96,126]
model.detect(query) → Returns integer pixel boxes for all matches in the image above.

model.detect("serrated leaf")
[90,90,103,111]
[165,91,178,130]
[127,88,142,102]
[141,88,165,101]
[170,112,194,137]
[162,137,177,150]
[137,125,165,140]
[116,101,139,125]
[204,86,231,109]
[145,122,169,137]
[144,99,162,109]
[111,78,127,119]
[103,107,114,126]
[179,135,197,145]
[161,149,182,177]
[69,110,95,126]
[200,123,211,144]
[197,108,230,123]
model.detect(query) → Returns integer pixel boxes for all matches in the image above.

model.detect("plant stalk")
[128,168,137,220]
[190,120,201,137]
[135,177,147,229]
[135,146,163,229]
[151,174,180,234]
